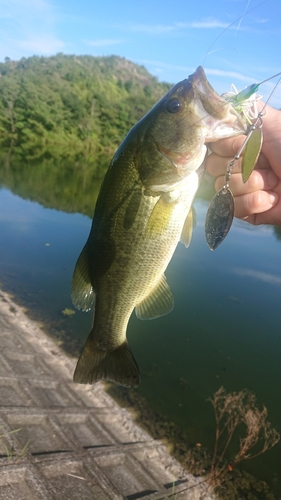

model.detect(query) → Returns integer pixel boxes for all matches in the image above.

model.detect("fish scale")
[71,66,247,388]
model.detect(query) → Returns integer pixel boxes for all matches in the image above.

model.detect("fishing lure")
[205,72,281,251]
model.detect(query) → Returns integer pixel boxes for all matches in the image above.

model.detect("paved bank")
[0,289,215,499]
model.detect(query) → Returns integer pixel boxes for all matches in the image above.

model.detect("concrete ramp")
[0,290,215,500]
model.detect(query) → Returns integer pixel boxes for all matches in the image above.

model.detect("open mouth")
[190,67,248,140]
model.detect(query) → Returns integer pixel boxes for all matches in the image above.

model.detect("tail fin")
[73,339,140,388]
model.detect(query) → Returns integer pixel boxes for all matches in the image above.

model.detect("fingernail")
[269,193,278,206]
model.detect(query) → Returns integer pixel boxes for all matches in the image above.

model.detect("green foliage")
[0,54,172,170]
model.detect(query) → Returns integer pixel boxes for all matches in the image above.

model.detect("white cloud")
[124,19,233,35]
[255,18,269,24]
[136,58,193,73]
[205,68,253,83]
[1,0,56,21]
[18,36,65,54]
[177,19,230,29]
[128,24,176,34]
[143,62,252,85]
[0,0,64,60]
[84,39,123,47]
[112,15,269,39]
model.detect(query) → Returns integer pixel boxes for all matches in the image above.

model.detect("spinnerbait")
[205,72,281,251]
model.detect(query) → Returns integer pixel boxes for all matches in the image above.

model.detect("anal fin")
[135,274,174,320]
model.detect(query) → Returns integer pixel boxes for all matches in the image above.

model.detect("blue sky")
[1,0,281,107]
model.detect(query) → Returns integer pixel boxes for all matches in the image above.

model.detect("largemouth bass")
[71,66,247,388]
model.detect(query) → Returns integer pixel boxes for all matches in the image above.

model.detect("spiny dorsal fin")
[71,244,95,311]
[180,206,196,248]
[135,274,174,320]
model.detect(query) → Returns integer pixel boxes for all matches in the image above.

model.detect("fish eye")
[165,98,183,114]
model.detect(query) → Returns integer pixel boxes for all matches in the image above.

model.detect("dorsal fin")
[71,244,95,311]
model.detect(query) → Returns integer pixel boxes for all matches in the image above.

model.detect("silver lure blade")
[205,188,235,250]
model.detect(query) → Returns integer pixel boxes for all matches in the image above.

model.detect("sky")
[1,0,281,107]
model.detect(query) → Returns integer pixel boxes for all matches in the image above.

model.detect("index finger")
[207,134,246,157]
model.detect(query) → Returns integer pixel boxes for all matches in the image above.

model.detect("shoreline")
[0,287,279,499]
[0,287,216,500]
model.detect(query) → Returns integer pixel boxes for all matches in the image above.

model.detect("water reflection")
[0,157,280,495]
[0,153,103,216]
[232,267,281,285]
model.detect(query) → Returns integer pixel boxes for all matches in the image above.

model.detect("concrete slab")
[0,289,216,499]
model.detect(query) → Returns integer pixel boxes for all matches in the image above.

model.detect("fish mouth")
[190,66,248,141]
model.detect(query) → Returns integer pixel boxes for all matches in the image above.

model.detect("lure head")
[222,83,262,123]
[234,83,260,102]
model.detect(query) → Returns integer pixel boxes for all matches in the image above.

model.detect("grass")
[0,425,29,460]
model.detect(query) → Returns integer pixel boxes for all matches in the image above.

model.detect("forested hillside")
[0,54,171,170]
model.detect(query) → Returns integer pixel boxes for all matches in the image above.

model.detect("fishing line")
[258,71,281,86]
[202,0,270,65]
[235,0,251,37]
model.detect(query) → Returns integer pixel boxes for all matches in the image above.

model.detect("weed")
[0,425,29,460]
[207,387,280,489]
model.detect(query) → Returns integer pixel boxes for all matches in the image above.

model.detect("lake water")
[0,163,280,496]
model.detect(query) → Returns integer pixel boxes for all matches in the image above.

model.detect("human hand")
[206,104,281,225]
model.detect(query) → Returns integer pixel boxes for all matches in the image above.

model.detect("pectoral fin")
[71,244,95,311]
[135,274,174,320]
[146,196,176,237]
[180,206,196,248]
